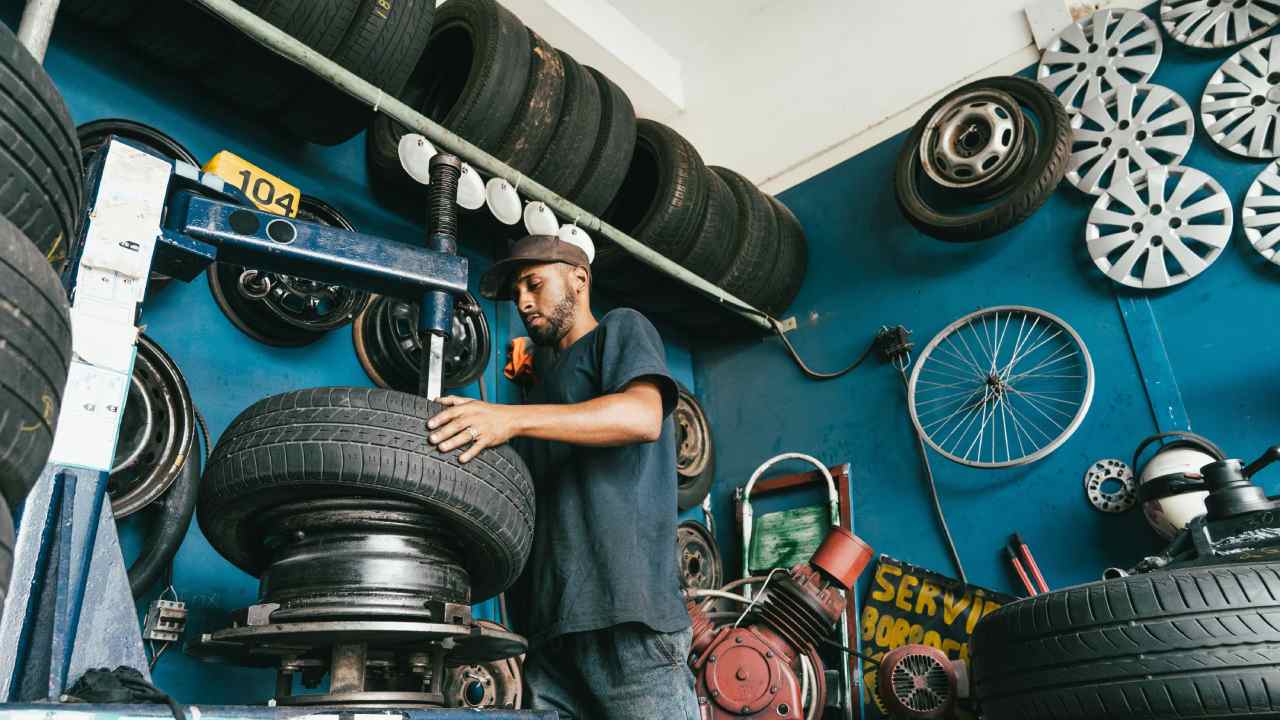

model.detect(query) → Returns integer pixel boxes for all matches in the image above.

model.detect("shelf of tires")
[60,0,810,334]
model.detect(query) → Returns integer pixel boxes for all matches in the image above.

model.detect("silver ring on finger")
[468,427,479,442]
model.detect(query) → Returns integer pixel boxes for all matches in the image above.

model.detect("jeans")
[523,623,701,719]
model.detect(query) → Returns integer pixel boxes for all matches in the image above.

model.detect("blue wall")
[694,3,1280,618]
[8,6,699,704]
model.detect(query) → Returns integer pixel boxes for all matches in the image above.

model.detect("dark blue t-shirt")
[509,308,688,647]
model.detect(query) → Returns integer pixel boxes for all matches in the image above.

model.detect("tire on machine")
[972,561,1280,719]
[198,388,534,602]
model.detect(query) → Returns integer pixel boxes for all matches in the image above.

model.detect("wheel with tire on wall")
[675,384,714,511]
[198,387,534,604]
[0,215,73,602]
[972,561,1280,719]
[895,75,1070,242]
[207,196,372,346]
[352,291,491,393]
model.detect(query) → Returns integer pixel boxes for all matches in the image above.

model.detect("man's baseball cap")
[479,234,591,300]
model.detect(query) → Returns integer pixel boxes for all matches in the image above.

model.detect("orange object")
[504,337,537,385]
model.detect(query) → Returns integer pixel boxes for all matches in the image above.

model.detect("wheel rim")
[1037,9,1163,113]
[907,306,1094,468]
[1161,0,1280,49]
[1202,36,1280,157]
[674,389,711,479]
[109,335,195,517]
[354,294,491,392]
[919,90,1023,188]
[1067,84,1194,195]
[1242,159,1280,263]
[676,520,722,590]
[1086,165,1232,288]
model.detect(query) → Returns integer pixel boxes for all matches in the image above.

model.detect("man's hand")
[427,396,524,463]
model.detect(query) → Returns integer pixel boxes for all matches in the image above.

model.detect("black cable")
[771,320,878,380]
[819,636,881,665]
[900,367,968,585]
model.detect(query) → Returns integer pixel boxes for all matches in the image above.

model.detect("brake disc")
[109,334,195,518]
[352,293,490,392]
[208,196,371,346]
[442,622,523,709]
[76,119,199,287]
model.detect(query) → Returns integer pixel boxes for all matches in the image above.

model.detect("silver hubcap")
[921,92,1021,188]
[1086,165,1233,288]
[1241,159,1280,262]
[1202,35,1280,157]
[1068,83,1194,195]
[1161,0,1280,49]
[1038,8,1163,113]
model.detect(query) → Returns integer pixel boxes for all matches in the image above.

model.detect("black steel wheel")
[675,383,715,511]
[895,76,1070,242]
[352,292,490,392]
[77,119,200,292]
[109,334,195,518]
[676,520,722,591]
[207,196,371,346]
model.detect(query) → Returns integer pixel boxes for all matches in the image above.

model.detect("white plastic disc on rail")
[1067,83,1194,195]
[397,133,436,185]
[485,177,522,225]
[1085,165,1232,289]
[1160,0,1280,50]
[456,163,485,210]
[558,224,595,264]
[1241,159,1280,263]
[1037,8,1163,113]
[1201,35,1280,158]
[523,201,560,236]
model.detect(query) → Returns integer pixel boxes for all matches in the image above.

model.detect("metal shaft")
[191,0,773,331]
[420,154,462,400]
[18,0,60,62]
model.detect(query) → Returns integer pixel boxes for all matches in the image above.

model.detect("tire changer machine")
[0,135,549,717]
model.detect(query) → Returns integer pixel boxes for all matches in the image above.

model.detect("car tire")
[198,387,534,601]
[567,66,636,217]
[528,51,601,200]
[972,561,1280,719]
[711,166,779,311]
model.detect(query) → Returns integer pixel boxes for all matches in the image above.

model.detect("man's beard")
[524,288,577,346]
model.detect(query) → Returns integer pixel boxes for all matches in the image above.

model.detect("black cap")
[479,235,591,300]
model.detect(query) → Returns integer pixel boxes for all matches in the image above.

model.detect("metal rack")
[22,0,779,332]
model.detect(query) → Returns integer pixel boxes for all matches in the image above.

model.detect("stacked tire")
[0,22,79,600]
[60,0,437,146]
[367,0,636,221]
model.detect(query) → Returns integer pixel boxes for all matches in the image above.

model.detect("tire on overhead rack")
[366,0,530,197]
[566,67,636,217]
[895,75,1070,242]
[127,0,227,73]
[527,51,601,200]
[595,119,711,285]
[0,20,83,268]
[494,30,566,175]
[0,214,73,518]
[711,166,780,312]
[676,165,739,283]
[972,561,1280,719]
[59,0,146,28]
[197,387,534,602]
[281,0,436,145]
[761,196,808,317]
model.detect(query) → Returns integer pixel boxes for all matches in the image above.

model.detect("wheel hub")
[921,93,1022,188]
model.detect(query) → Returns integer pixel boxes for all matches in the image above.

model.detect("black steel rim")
[353,293,490,392]
[109,334,195,518]
[207,196,371,346]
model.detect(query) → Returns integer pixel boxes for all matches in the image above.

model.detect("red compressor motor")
[686,526,873,719]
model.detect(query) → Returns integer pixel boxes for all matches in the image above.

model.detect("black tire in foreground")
[0,21,83,268]
[675,384,714,511]
[198,388,534,602]
[972,561,1280,719]
[895,75,1070,242]
[0,215,72,512]
[282,0,436,144]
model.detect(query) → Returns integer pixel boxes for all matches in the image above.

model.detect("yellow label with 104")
[202,150,300,218]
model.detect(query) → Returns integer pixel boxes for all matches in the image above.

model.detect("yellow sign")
[203,150,300,218]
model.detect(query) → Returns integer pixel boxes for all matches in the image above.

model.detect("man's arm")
[426,378,665,463]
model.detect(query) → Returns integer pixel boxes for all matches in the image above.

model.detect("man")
[425,235,700,719]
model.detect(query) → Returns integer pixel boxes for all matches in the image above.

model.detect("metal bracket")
[776,316,798,333]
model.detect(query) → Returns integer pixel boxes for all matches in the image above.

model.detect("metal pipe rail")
[189,0,774,331]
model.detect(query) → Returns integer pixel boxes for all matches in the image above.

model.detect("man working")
[425,234,700,719]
